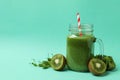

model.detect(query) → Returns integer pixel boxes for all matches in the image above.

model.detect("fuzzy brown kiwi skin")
[88,58,107,76]
[50,54,66,71]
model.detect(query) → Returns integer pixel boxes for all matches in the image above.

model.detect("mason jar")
[66,24,103,72]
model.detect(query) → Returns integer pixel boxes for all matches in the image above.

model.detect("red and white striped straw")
[76,13,82,36]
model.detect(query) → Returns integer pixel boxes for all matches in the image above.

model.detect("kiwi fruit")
[95,55,116,71]
[88,58,107,76]
[50,54,66,71]
[102,56,116,71]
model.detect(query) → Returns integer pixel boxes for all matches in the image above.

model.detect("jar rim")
[69,24,94,35]
[69,24,93,29]
[80,24,93,28]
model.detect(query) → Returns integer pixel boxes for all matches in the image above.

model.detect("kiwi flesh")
[88,58,107,76]
[50,54,66,71]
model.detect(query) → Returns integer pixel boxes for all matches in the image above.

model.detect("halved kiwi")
[95,55,116,71]
[50,54,66,71]
[103,56,116,71]
[88,58,107,76]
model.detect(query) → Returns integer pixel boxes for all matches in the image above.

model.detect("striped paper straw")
[77,13,82,36]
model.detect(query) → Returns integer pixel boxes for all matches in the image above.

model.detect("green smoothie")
[66,35,95,72]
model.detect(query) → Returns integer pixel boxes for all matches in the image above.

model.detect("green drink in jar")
[66,24,103,72]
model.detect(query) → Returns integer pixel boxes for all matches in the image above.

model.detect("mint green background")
[0,0,120,80]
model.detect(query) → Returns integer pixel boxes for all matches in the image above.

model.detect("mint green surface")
[0,0,120,80]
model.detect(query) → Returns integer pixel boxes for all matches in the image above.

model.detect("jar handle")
[95,38,104,55]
